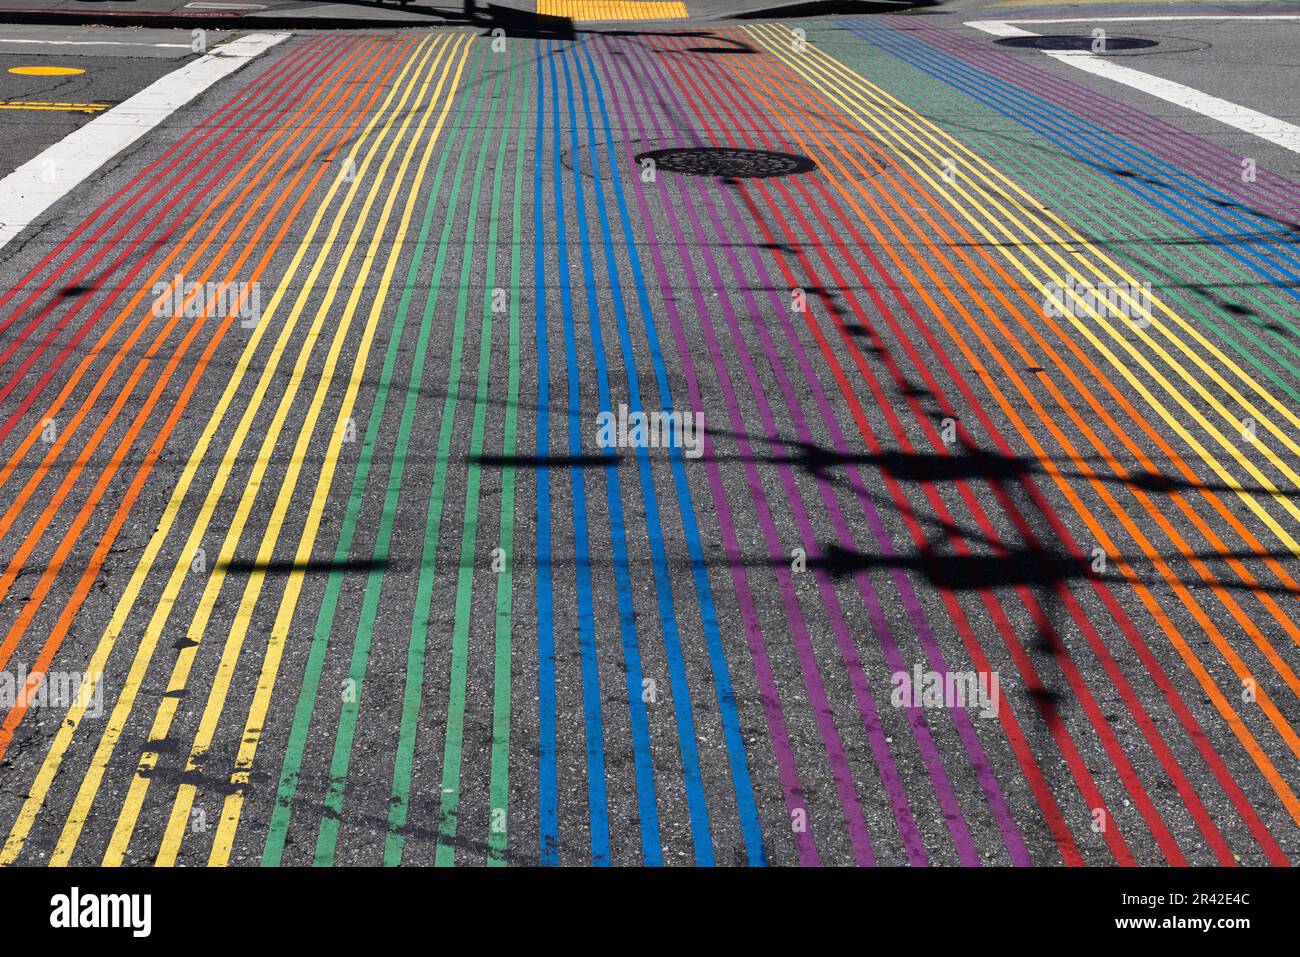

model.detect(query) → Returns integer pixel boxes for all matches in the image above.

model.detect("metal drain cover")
[636,146,816,179]
[996,35,1158,51]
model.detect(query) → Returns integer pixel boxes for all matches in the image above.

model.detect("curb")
[723,0,931,19]
[0,6,450,29]
[0,0,930,30]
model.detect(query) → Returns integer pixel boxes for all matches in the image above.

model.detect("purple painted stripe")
[613,37,938,864]
[667,33,1034,866]
[633,35,995,866]
[598,37,877,865]
[882,18,1300,235]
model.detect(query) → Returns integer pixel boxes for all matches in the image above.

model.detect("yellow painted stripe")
[154,36,472,867]
[0,34,442,869]
[536,0,687,20]
[101,34,469,866]
[748,24,1300,547]
[739,24,1300,819]
[0,100,107,113]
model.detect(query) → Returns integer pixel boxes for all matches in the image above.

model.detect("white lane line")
[0,32,287,256]
[966,21,1036,37]
[973,15,1300,27]
[965,18,1300,158]
[1046,52,1300,155]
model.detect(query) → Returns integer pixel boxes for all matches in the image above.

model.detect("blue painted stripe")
[568,40,715,866]
[548,41,614,866]
[844,21,1300,311]
[558,42,663,866]
[576,39,770,866]
[534,47,560,867]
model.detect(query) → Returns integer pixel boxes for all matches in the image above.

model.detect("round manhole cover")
[635,147,816,180]
[996,35,1158,52]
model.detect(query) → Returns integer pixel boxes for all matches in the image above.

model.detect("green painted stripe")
[258,39,485,868]
[434,57,514,867]
[487,53,529,869]
[382,48,505,867]
[827,34,1300,403]
[318,51,501,867]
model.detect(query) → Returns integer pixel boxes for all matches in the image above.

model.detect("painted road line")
[0,39,192,48]
[0,41,356,587]
[533,45,560,867]
[975,15,1300,27]
[900,34,1300,590]
[849,22,1300,539]
[0,38,352,751]
[733,27,1284,861]
[0,39,344,463]
[0,40,363,697]
[950,25,1300,322]
[0,36,399,867]
[195,37,420,869]
[741,22,1191,861]
[564,41,700,867]
[600,34,820,868]
[0,36,401,868]
[536,0,687,19]
[966,19,1300,158]
[0,36,324,328]
[254,41,480,870]
[754,21,1300,836]
[894,29,1300,566]
[435,55,510,867]
[641,43,984,864]
[842,16,1300,717]
[373,41,488,867]
[806,24,1300,667]
[21,35,437,868]
[714,27,1248,862]
[581,39,768,865]
[102,35,465,867]
[0,32,287,255]
[0,38,365,753]
[313,37,486,868]
[155,36,473,868]
[674,30,1079,862]
[652,32,1029,866]
[607,38,889,866]
[487,57,528,866]
[964,21,1036,37]
[543,39,612,866]
[7,65,82,75]
[0,100,108,112]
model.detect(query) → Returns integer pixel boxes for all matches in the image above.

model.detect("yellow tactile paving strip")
[536,0,688,20]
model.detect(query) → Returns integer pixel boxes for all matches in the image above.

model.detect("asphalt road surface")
[0,1,1296,868]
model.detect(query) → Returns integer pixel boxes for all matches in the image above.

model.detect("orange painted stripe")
[0,40,386,615]
[0,37,414,755]
[760,37,1300,704]
[724,30,1300,826]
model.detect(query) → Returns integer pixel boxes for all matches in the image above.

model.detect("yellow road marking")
[749,24,1300,541]
[100,34,467,866]
[156,35,471,867]
[0,100,107,113]
[0,34,441,869]
[536,0,687,20]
